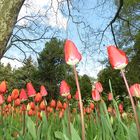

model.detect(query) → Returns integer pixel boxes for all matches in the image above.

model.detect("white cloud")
[78,64,104,78]
[1,58,23,69]
[18,0,68,29]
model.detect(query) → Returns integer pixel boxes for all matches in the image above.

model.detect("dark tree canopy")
[37,38,69,99]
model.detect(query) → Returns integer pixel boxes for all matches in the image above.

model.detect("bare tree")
[0,0,25,59]
[0,0,139,68]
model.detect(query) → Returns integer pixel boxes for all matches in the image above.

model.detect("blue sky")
[1,0,117,78]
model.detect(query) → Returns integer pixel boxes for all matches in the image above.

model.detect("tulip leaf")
[70,123,81,140]
[129,123,139,140]
[26,115,37,140]
[55,131,64,139]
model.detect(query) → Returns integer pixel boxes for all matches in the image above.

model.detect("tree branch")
[99,0,124,48]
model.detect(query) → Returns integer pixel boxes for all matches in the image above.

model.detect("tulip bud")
[67,94,72,100]
[35,93,42,103]
[39,100,46,110]
[26,82,36,97]
[50,99,56,108]
[92,89,101,101]
[40,85,48,97]
[64,40,82,65]
[0,94,4,105]
[11,89,19,100]
[95,82,103,93]
[60,80,70,97]
[63,102,67,110]
[74,90,79,100]
[89,102,94,110]
[15,98,21,106]
[130,83,140,98]
[19,89,28,102]
[56,101,63,109]
[0,80,7,94]
[7,95,12,103]
[119,103,123,113]
[107,45,128,70]
[108,92,113,101]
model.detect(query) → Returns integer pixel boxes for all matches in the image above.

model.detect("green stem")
[73,65,85,140]
[121,69,140,139]
[66,98,71,138]
[1,104,3,125]
[23,110,26,135]
[43,97,48,120]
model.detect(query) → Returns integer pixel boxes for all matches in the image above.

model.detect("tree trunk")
[0,0,25,59]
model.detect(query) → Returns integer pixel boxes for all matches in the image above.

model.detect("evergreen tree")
[37,38,70,99]
[13,56,37,89]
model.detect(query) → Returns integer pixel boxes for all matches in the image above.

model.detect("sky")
[1,0,117,78]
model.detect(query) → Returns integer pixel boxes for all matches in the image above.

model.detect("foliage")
[12,56,37,89]
[115,0,140,48]
[0,39,92,102]
[37,38,71,99]
[126,32,140,84]
[0,95,139,140]
[0,63,15,92]
[98,66,127,100]
[80,74,92,102]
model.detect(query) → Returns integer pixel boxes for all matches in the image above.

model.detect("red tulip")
[0,80,7,94]
[108,106,113,113]
[0,94,4,105]
[130,84,140,98]
[38,111,42,120]
[92,89,101,101]
[28,109,35,116]
[39,100,46,110]
[26,82,36,97]
[28,102,35,110]
[119,103,123,113]
[60,80,70,97]
[7,95,12,103]
[50,99,56,108]
[40,85,48,97]
[15,98,21,106]
[21,104,26,111]
[63,102,67,110]
[35,93,42,103]
[74,90,79,100]
[64,40,82,65]
[86,107,92,114]
[89,102,94,110]
[56,101,63,109]
[108,92,113,101]
[19,88,28,101]
[107,45,128,69]
[67,94,72,100]
[11,89,19,100]
[95,82,103,93]
[48,107,53,113]
[47,106,51,112]
[59,110,64,118]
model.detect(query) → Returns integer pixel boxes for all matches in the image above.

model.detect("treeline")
[0,38,93,102]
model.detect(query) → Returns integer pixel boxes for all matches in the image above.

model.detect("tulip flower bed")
[0,80,139,140]
[0,40,140,140]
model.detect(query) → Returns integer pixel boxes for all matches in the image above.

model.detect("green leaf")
[129,123,139,140]
[55,131,64,139]
[26,115,37,140]
[70,123,81,140]
[41,112,48,137]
